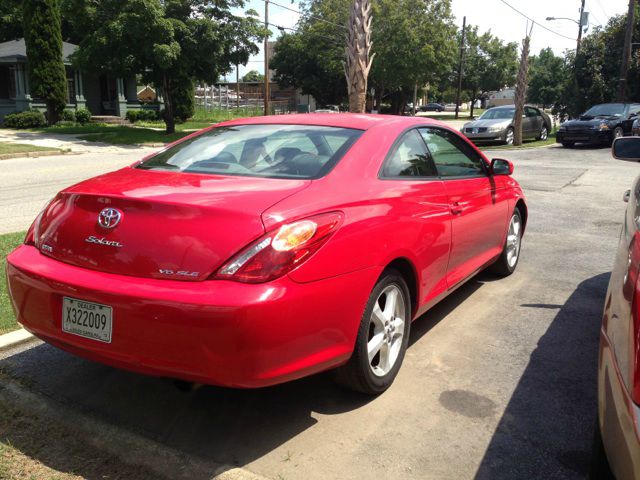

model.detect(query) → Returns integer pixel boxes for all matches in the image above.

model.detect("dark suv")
[556,103,640,147]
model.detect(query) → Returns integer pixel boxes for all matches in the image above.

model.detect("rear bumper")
[598,329,640,479]
[556,130,612,145]
[6,245,378,388]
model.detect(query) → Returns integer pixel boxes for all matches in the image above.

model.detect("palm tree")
[345,0,374,113]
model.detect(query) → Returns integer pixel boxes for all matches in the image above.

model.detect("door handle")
[451,202,463,215]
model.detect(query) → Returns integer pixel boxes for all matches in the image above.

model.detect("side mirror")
[612,137,640,162]
[491,158,514,176]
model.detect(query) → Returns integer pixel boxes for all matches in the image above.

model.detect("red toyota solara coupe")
[6,114,527,394]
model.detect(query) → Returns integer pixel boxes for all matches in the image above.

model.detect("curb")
[0,379,270,480]
[0,328,37,352]
[0,150,68,160]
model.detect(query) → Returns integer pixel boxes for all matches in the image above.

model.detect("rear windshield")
[137,124,363,179]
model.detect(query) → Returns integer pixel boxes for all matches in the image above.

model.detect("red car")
[593,136,640,478]
[6,114,527,394]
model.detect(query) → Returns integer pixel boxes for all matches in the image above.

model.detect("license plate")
[62,297,112,343]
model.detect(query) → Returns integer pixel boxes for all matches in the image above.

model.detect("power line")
[498,0,577,41]
[257,0,348,31]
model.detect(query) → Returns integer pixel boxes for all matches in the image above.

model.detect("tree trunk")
[46,101,59,125]
[470,92,477,119]
[345,0,375,113]
[514,31,532,146]
[162,73,176,135]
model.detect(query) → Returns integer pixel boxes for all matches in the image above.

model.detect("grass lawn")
[479,128,559,151]
[0,143,61,155]
[0,232,24,335]
[31,124,188,145]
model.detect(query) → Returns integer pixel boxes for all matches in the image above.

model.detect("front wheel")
[489,208,523,276]
[504,127,514,145]
[612,126,624,143]
[335,270,411,395]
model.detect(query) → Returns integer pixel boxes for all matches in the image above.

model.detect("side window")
[525,107,539,117]
[382,129,437,178]
[419,128,486,178]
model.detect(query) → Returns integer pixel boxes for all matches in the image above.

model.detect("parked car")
[315,105,340,113]
[556,103,640,147]
[633,118,639,136]
[6,114,527,395]
[444,103,459,112]
[420,103,445,112]
[592,136,640,479]
[461,105,552,145]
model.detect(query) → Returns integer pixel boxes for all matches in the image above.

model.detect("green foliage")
[172,78,195,122]
[241,70,264,82]
[61,109,76,122]
[3,110,46,128]
[75,108,91,124]
[527,48,565,107]
[73,0,267,133]
[459,26,518,115]
[126,109,159,122]
[0,0,22,43]
[23,0,68,125]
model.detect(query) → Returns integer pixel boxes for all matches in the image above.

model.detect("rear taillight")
[214,212,343,283]
[25,197,55,247]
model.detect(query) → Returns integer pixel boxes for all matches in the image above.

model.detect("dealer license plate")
[62,297,112,343]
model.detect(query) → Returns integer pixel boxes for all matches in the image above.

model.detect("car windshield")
[137,124,363,179]
[479,108,514,120]
[583,104,626,117]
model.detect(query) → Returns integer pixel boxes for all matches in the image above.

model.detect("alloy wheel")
[540,127,548,140]
[614,127,624,139]
[505,129,514,145]
[367,284,406,377]
[506,213,522,268]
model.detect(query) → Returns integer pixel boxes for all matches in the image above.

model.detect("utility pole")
[263,0,270,116]
[236,63,240,109]
[577,0,586,53]
[454,16,466,120]
[617,0,636,101]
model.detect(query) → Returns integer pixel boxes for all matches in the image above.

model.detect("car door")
[419,127,510,288]
[524,107,541,138]
[379,128,452,307]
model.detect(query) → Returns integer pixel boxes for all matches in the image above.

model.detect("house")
[0,38,162,121]
[487,88,515,108]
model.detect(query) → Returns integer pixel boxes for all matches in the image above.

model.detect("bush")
[3,110,47,129]
[125,110,138,123]
[75,108,91,125]
[53,120,76,127]
[126,109,158,123]
[61,109,76,122]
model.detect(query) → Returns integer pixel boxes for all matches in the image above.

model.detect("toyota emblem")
[98,208,122,229]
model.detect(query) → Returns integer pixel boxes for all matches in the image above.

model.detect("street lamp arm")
[546,16,580,25]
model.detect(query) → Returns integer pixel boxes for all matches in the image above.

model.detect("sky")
[227,0,631,80]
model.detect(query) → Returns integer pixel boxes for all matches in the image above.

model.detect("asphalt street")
[0,143,637,479]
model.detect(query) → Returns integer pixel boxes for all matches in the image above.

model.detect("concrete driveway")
[0,144,636,479]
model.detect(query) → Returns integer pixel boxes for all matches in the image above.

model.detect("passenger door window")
[418,128,486,178]
[381,129,438,178]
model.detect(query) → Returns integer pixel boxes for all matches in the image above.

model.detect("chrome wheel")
[505,128,514,145]
[539,126,548,140]
[368,284,406,377]
[506,213,522,268]
[614,127,624,139]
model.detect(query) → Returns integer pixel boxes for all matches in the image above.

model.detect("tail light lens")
[24,197,55,246]
[214,212,343,283]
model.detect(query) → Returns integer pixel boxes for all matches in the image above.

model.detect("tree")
[371,0,457,114]
[0,0,22,43]
[345,0,374,112]
[241,70,264,82]
[23,0,68,125]
[527,48,564,107]
[460,26,518,117]
[73,0,266,133]
[513,27,533,146]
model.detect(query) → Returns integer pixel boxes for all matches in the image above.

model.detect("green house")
[0,38,162,121]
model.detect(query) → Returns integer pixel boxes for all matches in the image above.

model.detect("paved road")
[0,148,155,234]
[1,144,637,479]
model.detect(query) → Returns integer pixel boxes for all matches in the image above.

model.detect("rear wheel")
[537,126,548,141]
[335,270,411,395]
[489,208,523,276]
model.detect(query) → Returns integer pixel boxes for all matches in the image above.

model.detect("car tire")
[537,126,548,141]
[562,142,575,148]
[589,418,614,479]
[613,126,624,142]
[334,269,411,395]
[489,208,523,277]
[504,127,514,145]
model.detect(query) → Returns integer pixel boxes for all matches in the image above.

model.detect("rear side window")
[138,124,363,179]
[419,128,486,178]
[381,129,438,178]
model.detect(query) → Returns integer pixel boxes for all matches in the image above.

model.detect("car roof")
[216,113,451,131]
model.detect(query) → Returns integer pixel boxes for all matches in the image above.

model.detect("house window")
[0,65,16,100]
[66,68,76,103]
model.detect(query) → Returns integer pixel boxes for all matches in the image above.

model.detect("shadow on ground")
[474,272,610,479]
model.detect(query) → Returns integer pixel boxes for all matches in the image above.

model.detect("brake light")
[25,197,55,246]
[214,212,343,283]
